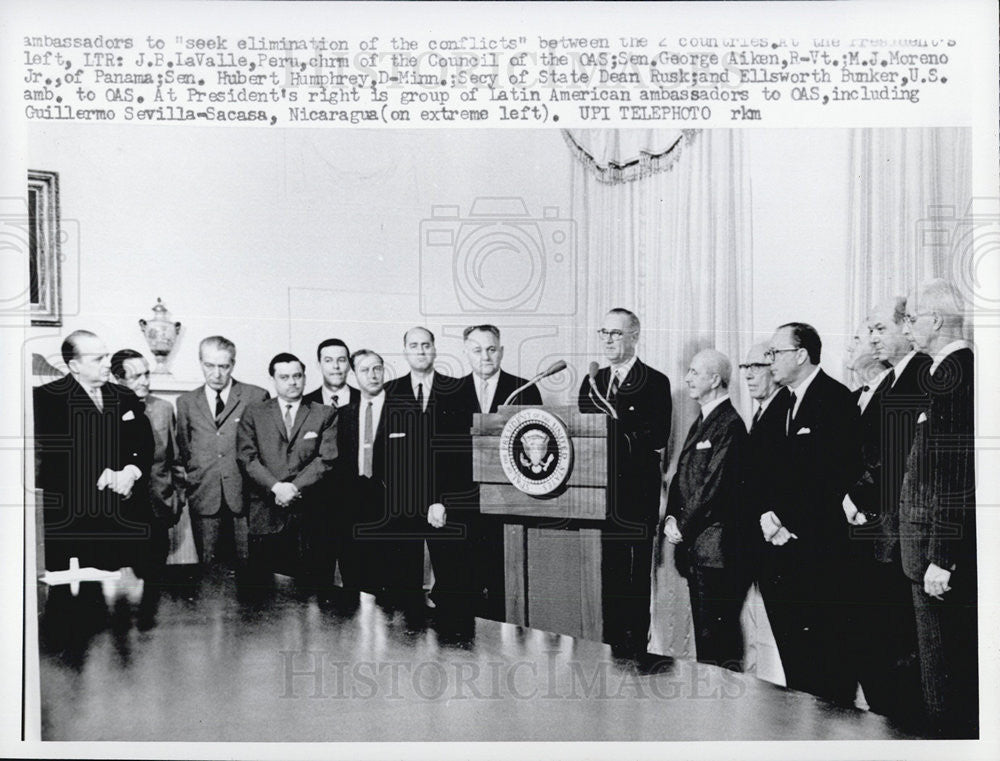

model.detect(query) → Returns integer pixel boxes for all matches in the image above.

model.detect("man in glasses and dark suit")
[577,308,671,655]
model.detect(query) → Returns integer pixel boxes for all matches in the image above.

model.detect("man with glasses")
[898,279,976,738]
[577,308,671,655]
[843,298,931,722]
[739,343,790,600]
[757,323,861,706]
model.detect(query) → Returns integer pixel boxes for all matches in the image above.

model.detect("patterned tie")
[362,401,374,478]
[283,403,294,438]
[608,372,621,403]
[215,391,225,422]
[416,382,425,413]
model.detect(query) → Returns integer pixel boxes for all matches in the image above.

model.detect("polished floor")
[38,568,923,742]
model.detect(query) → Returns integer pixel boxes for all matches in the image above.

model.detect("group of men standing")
[661,278,976,738]
[32,276,976,737]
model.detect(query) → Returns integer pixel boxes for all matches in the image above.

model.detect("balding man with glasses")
[577,308,671,656]
[755,323,861,706]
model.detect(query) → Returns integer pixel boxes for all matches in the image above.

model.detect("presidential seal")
[498,408,574,497]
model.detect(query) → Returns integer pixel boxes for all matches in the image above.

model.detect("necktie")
[416,382,425,412]
[362,401,374,478]
[480,379,489,412]
[215,391,225,421]
[751,405,763,431]
[283,403,294,438]
[786,391,796,435]
[90,387,104,412]
[608,372,621,402]
[330,394,339,409]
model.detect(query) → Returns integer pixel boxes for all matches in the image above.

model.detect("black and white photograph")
[2,1,998,759]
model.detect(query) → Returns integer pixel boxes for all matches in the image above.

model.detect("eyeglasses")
[903,312,934,325]
[597,329,635,341]
[763,347,799,362]
[738,362,771,372]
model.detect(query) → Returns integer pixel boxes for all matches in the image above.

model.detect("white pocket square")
[695,440,712,450]
[303,431,318,440]
[122,410,135,421]
[796,427,811,435]
[917,412,927,424]
[389,432,406,439]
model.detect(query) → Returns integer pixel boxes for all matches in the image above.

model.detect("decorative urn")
[138,298,182,374]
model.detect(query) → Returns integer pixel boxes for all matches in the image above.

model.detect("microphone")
[587,361,618,419]
[501,360,567,406]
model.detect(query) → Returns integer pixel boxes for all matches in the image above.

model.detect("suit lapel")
[271,399,289,441]
[288,402,310,443]
[680,413,703,456]
[194,385,216,425]
[216,381,243,426]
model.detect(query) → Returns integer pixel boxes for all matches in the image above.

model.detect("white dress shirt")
[322,385,351,408]
[476,372,500,412]
[204,380,232,411]
[410,371,435,412]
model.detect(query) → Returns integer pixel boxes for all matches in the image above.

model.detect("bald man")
[665,349,748,670]
[34,330,155,574]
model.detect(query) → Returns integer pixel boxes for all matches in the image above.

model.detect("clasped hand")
[271,482,300,507]
[96,467,137,498]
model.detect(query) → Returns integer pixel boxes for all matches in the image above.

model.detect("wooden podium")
[472,405,608,641]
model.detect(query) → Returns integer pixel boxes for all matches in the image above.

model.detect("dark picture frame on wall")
[28,169,62,327]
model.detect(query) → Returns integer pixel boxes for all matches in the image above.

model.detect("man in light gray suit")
[176,336,268,570]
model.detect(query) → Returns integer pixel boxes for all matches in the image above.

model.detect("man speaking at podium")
[578,308,671,654]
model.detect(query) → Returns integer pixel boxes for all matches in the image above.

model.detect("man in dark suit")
[303,338,361,409]
[664,349,747,670]
[577,308,671,655]
[236,353,338,587]
[739,342,790,588]
[380,327,465,607]
[303,338,361,590]
[757,322,861,705]
[448,324,543,620]
[899,279,977,738]
[332,348,388,593]
[176,336,269,571]
[110,349,185,580]
[843,298,931,721]
[34,331,154,582]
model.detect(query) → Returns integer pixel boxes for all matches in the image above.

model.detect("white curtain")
[566,129,754,659]
[847,128,972,330]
